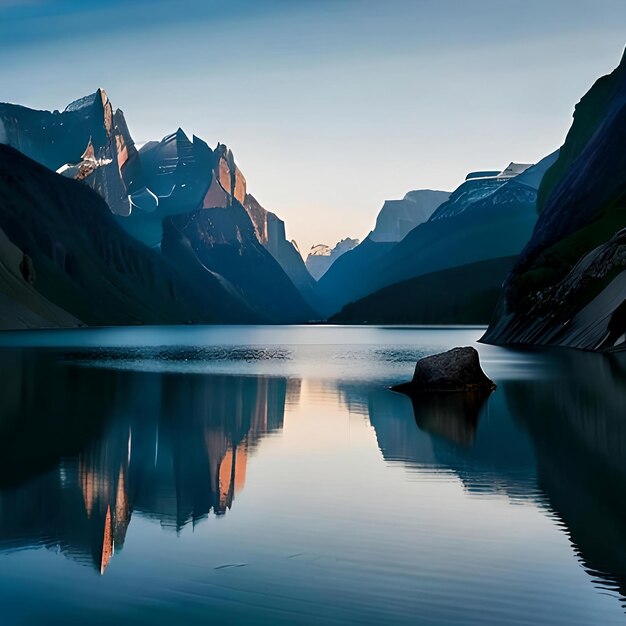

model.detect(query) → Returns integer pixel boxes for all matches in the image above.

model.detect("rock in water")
[391,347,495,393]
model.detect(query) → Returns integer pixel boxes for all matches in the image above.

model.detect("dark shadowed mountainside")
[483,49,626,350]
[330,256,516,325]
[0,145,255,326]
[318,159,555,318]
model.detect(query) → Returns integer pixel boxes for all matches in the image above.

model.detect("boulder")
[391,346,495,393]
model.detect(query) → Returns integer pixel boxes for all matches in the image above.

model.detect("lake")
[0,325,625,625]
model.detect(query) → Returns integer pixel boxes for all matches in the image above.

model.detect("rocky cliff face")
[369,189,450,242]
[0,89,318,322]
[483,49,626,351]
[120,129,214,247]
[243,193,318,310]
[124,130,316,321]
[0,144,254,326]
[0,89,137,216]
[305,238,359,281]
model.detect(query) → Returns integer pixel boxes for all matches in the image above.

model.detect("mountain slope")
[483,50,626,350]
[318,161,555,318]
[162,202,316,323]
[330,256,517,325]
[0,227,80,329]
[243,193,318,311]
[0,144,254,326]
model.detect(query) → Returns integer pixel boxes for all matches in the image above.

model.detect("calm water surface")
[0,325,625,625]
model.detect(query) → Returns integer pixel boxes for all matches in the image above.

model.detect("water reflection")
[362,349,626,606]
[0,338,626,620]
[0,351,291,573]
[505,351,626,605]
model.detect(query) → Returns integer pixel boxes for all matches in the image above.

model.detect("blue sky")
[1,0,625,253]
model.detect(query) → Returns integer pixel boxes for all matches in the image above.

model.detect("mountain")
[162,202,315,323]
[315,190,449,314]
[1,90,317,322]
[483,49,626,350]
[0,144,254,327]
[369,189,450,242]
[305,238,359,281]
[243,193,318,311]
[330,256,517,325]
[317,162,555,318]
[119,128,215,248]
[0,89,138,216]
[0,227,80,330]
[123,129,316,322]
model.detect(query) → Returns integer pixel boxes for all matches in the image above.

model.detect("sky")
[1,0,625,255]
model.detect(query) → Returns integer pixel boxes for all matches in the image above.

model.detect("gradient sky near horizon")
[1,1,625,254]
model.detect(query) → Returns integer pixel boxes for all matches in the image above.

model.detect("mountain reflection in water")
[360,350,626,606]
[0,334,625,623]
[0,351,291,573]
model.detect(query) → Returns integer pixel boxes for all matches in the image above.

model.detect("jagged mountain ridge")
[123,127,316,321]
[0,89,137,216]
[483,49,626,350]
[305,238,359,281]
[0,144,255,325]
[0,91,317,322]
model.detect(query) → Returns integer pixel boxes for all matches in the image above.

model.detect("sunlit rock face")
[0,89,137,216]
[0,144,254,326]
[215,144,247,205]
[305,238,359,281]
[121,130,316,321]
[369,189,450,242]
[483,49,626,351]
[243,193,318,310]
[0,90,317,321]
[317,156,557,318]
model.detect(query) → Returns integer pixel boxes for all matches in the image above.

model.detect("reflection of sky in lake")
[0,326,624,624]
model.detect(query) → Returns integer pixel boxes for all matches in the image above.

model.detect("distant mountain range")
[317,157,556,318]
[1,44,624,343]
[306,238,359,281]
[0,91,315,323]
[0,144,254,327]
[369,189,451,243]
